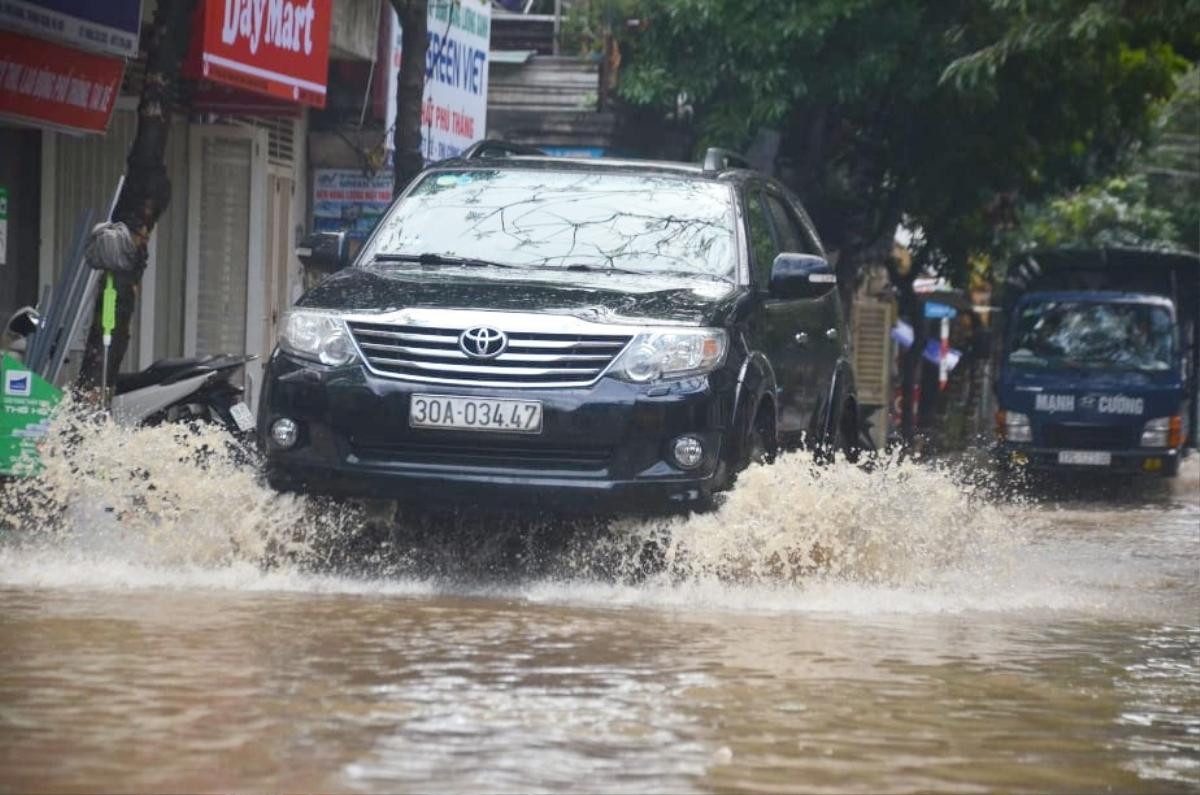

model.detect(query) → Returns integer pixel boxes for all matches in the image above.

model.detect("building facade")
[1,0,383,409]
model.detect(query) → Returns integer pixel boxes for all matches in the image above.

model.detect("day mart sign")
[384,0,491,161]
[188,0,332,108]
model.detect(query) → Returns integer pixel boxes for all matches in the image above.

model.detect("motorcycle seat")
[114,356,218,395]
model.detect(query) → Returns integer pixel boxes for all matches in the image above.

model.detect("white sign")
[385,0,491,162]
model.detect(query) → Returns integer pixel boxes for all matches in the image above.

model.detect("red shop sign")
[187,0,332,108]
[0,29,124,135]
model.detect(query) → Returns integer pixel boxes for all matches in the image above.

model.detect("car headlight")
[278,310,357,366]
[1003,410,1032,443]
[612,329,728,383]
[1140,416,1181,448]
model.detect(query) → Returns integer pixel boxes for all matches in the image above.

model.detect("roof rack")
[702,147,751,173]
[460,139,546,160]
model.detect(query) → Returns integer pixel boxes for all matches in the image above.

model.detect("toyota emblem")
[460,326,507,359]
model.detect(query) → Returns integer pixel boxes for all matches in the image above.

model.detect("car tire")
[744,404,778,468]
[838,401,861,464]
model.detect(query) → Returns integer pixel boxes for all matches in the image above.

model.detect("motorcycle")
[5,306,256,437]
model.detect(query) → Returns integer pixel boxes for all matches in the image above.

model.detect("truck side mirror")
[769,253,836,300]
[296,231,350,276]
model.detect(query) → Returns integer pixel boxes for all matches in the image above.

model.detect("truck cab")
[995,248,1199,478]
[996,291,1188,475]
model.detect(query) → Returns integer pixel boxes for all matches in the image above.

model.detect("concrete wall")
[330,0,381,62]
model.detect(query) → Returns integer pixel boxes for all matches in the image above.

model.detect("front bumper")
[998,443,1180,475]
[259,353,736,509]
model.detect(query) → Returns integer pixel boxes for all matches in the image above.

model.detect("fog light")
[672,435,705,469]
[271,418,299,449]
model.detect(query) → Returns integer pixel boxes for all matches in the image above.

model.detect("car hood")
[297,267,743,326]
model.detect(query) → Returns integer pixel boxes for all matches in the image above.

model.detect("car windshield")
[1008,300,1175,372]
[358,169,737,282]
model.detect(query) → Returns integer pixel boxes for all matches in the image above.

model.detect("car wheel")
[816,400,859,465]
[838,401,861,464]
[745,405,777,468]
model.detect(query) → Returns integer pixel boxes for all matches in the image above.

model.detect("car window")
[746,190,778,290]
[763,193,806,254]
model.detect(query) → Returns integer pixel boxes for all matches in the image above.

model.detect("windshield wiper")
[372,253,517,269]
[562,263,641,275]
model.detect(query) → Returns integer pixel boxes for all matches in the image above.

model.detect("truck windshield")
[358,169,736,282]
[1008,301,1175,372]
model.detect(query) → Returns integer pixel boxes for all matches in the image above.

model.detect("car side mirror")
[769,253,836,299]
[6,306,41,338]
[296,231,350,276]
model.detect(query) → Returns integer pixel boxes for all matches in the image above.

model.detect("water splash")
[0,403,1034,610]
[0,400,360,570]
[564,449,1027,588]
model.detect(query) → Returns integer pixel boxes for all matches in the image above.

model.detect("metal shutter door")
[194,135,252,360]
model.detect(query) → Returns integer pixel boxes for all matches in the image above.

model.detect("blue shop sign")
[0,0,142,58]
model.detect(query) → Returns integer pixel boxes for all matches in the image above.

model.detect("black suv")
[260,143,858,510]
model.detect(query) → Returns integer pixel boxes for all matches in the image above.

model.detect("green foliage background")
[611,0,1199,284]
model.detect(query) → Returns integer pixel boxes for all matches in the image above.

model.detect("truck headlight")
[612,329,727,383]
[1140,416,1181,448]
[1001,410,1032,443]
[278,310,357,366]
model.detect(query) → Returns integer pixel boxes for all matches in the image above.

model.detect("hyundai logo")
[460,326,507,359]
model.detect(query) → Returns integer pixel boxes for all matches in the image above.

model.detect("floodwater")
[1,415,1197,793]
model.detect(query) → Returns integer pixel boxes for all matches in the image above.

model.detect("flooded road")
[1,421,1197,793]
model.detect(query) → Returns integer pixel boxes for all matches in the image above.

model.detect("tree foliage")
[1000,65,1198,256]
[1004,174,1181,251]
[615,0,1198,283]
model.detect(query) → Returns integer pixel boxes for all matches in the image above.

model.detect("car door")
[761,188,843,428]
[742,185,818,436]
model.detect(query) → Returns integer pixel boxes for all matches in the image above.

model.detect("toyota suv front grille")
[347,320,632,387]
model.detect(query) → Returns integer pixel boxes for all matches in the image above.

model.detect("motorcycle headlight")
[612,329,727,383]
[1004,410,1032,443]
[278,310,357,366]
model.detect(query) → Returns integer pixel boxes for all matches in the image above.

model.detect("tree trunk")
[76,0,199,391]
[391,0,429,197]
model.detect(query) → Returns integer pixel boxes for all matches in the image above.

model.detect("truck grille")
[1042,423,1134,450]
[347,321,632,388]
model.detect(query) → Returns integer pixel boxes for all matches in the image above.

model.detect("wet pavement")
[0,424,1197,793]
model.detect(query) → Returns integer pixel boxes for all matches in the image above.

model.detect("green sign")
[0,354,62,477]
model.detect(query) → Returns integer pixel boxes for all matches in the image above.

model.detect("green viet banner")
[1,353,62,476]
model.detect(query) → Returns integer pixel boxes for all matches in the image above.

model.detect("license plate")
[1057,450,1112,466]
[228,401,255,432]
[410,394,543,433]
